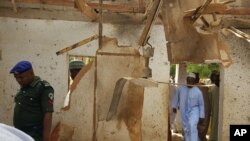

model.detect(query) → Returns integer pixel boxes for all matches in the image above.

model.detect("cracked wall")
[0,16,169,140]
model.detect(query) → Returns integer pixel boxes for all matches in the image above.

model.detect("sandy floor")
[171,132,183,141]
[171,132,210,141]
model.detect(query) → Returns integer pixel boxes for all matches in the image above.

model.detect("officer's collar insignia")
[48,93,54,100]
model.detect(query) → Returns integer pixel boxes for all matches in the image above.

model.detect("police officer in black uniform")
[10,61,54,141]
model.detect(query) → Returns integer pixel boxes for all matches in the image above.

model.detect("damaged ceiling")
[0,0,151,23]
[0,0,250,66]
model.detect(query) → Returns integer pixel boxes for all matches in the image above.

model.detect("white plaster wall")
[0,17,99,125]
[219,30,250,141]
[0,17,170,140]
[142,26,169,141]
[142,84,168,141]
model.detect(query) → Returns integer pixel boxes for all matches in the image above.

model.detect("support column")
[176,63,187,84]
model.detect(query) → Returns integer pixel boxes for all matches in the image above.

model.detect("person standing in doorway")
[10,60,54,141]
[62,60,84,109]
[209,70,220,141]
[68,60,85,80]
[172,73,205,141]
[194,72,211,141]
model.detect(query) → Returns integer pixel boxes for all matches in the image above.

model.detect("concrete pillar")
[218,30,250,141]
[173,63,187,133]
[176,63,187,84]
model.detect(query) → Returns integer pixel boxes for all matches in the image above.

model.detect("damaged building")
[0,0,249,141]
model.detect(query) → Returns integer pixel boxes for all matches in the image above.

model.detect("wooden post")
[138,0,163,46]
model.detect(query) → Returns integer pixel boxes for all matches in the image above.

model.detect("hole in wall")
[68,55,95,89]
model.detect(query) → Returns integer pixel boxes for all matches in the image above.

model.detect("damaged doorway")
[68,55,95,89]
[169,63,221,141]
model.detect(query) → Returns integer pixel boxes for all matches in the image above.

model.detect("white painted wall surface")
[0,17,99,126]
[0,17,170,140]
[219,31,250,141]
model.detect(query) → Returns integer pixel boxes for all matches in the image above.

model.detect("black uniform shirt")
[13,76,54,129]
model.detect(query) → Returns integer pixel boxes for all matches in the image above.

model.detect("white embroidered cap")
[187,73,196,79]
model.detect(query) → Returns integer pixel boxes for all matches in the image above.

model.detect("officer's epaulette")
[41,80,51,87]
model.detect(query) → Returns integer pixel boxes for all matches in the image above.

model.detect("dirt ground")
[171,132,210,141]
[171,132,183,141]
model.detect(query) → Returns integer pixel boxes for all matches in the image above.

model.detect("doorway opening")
[68,55,95,89]
[169,63,220,141]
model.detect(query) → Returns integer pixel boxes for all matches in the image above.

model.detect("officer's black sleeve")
[41,83,54,113]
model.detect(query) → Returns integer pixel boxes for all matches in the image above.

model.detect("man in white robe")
[172,73,205,141]
[0,123,34,141]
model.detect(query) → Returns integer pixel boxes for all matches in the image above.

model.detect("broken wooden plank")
[138,0,163,46]
[219,0,235,4]
[185,3,250,16]
[200,16,209,28]
[227,26,250,43]
[191,0,212,22]
[56,34,98,55]
[75,0,97,21]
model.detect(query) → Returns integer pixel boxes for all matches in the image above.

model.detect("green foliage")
[186,63,219,78]
[170,64,176,77]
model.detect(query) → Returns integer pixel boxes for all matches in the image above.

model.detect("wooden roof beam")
[185,3,250,17]
[88,3,145,13]
[16,0,74,7]
[15,0,146,13]
[75,0,97,21]
[138,0,163,46]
